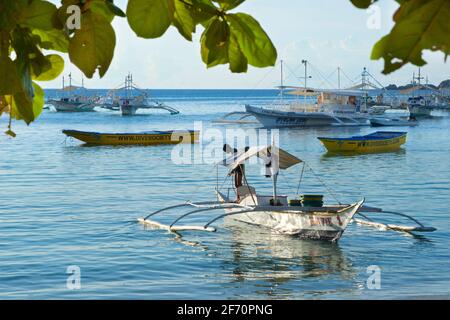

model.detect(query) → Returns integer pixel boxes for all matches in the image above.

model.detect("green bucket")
[289,199,302,207]
[301,195,324,207]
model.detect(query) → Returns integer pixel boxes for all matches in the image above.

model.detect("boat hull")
[245,105,369,128]
[409,106,433,118]
[217,192,364,241]
[318,132,407,153]
[48,100,95,112]
[226,203,362,241]
[63,130,200,146]
[370,118,418,127]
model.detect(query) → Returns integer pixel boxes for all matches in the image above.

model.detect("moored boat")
[47,74,97,112]
[97,74,179,116]
[370,118,418,127]
[48,98,96,112]
[138,144,435,241]
[139,145,364,241]
[62,130,199,146]
[318,131,407,153]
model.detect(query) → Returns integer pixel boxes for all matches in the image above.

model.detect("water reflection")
[321,148,407,159]
[224,219,354,275]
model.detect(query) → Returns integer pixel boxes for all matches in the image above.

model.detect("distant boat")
[245,64,375,128]
[407,96,433,117]
[370,118,418,127]
[318,131,407,153]
[370,109,418,127]
[62,130,199,146]
[48,97,96,112]
[403,69,450,117]
[47,74,97,112]
[97,74,179,116]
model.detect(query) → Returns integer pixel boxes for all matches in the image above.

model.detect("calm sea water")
[1,90,450,299]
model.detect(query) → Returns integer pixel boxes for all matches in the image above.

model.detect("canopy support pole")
[272,173,278,206]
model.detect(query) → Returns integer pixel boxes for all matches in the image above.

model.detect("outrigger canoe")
[318,131,407,153]
[63,129,199,146]
[138,145,435,242]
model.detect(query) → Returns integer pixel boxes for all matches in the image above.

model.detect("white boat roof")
[221,146,302,172]
[285,87,371,97]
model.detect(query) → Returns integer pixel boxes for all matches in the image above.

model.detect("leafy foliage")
[0,0,277,135]
[350,0,450,74]
[1,0,449,135]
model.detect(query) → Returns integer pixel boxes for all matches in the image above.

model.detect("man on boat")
[223,144,249,202]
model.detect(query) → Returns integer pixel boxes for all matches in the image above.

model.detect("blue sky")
[44,0,450,89]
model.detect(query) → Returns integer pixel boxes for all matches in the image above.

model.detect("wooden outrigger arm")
[143,201,230,221]
[139,201,254,233]
[139,201,436,235]
[354,210,437,233]
[169,205,253,229]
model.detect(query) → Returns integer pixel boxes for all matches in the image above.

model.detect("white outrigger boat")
[47,74,98,112]
[139,145,436,242]
[97,74,179,116]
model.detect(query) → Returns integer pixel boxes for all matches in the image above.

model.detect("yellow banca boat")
[63,129,199,146]
[318,131,407,153]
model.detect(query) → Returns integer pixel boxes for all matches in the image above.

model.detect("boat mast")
[301,59,310,106]
[280,60,284,102]
[362,67,368,112]
[413,68,424,99]
[338,67,341,90]
[416,68,423,86]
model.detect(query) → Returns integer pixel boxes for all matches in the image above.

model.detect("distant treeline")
[385,80,450,90]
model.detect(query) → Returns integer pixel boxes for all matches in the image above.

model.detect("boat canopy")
[220,146,302,173]
[286,90,321,96]
[285,87,369,97]
[347,83,379,90]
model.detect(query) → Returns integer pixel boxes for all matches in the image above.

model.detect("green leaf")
[0,95,10,116]
[201,17,229,67]
[31,81,44,119]
[69,11,116,78]
[171,0,197,41]
[0,57,23,95]
[105,0,126,17]
[32,29,69,53]
[89,1,116,23]
[170,0,218,40]
[215,0,246,11]
[228,32,247,72]
[127,0,172,38]
[227,13,277,68]
[5,129,17,137]
[371,0,450,74]
[350,0,377,9]
[11,82,44,124]
[19,0,58,31]
[0,0,28,31]
[33,54,64,81]
[194,0,219,22]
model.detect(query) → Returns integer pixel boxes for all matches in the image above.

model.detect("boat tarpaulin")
[221,146,302,173]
